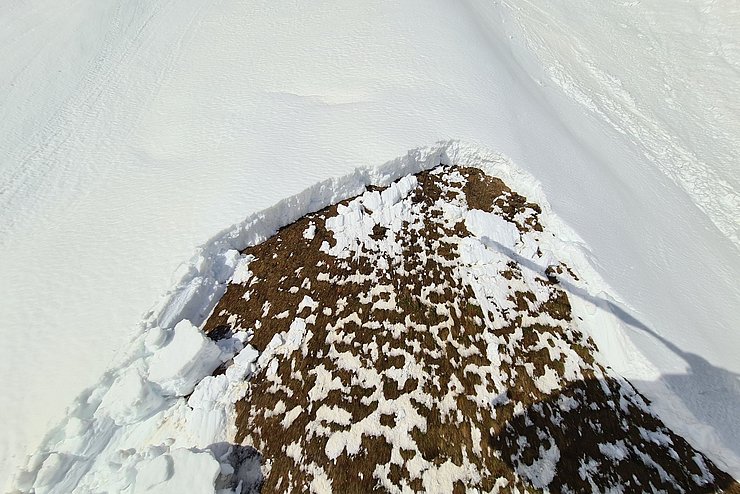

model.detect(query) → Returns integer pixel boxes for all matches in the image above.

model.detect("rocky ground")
[203,165,739,493]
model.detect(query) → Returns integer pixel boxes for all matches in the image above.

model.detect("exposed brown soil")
[203,166,738,493]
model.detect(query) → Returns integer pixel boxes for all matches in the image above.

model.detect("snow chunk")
[230,255,255,285]
[309,464,333,494]
[464,209,520,252]
[98,364,166,425]
[285,318,308,351]
[282,406,303,429]
[298,295,319,314]
[599,440,629,461]
[147,320,222,396]
[534,366,561,395]
[422,459,480,493]
[133,448,220,493]
[515,441,560,489]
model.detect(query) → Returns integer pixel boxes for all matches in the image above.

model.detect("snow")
[514,442,561,490]
[1,0,739,489]
[147,320,223,397]
[8,305,267,492]
[225,345,259,383]
[498,0,740,246]
[465,209,522,253]
[132,448,221,494]
[99,364,166,426]
[12,146,733,493]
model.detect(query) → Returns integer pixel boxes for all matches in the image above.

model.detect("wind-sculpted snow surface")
[12,145,740,492]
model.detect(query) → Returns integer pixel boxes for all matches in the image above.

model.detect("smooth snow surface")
[1,0,739,488]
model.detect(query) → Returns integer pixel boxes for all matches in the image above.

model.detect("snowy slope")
[499,0,740,245]
[1,0,739,486]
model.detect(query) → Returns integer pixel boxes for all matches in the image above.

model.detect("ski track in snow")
[2,0,739,488]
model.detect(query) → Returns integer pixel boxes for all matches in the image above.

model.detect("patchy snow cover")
[206,164,734,491]
[9,143,739,492]
[515,442,560,490]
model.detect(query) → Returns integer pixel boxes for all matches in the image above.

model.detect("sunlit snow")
[1,0,739,489]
